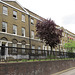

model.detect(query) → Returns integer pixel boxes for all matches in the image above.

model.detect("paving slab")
[52,67,75,75]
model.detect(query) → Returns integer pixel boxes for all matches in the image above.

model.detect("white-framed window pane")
[3,6,8,15]
[44,46,47,50]
[22,15,25,22]
[38,46,41,54]
[13,25,17,34]
[62,33,64,36]
[31,18,34,25]
[2,22,7,32]
[12,44,17,53]
[22,28,25,36]
[32,45,35,53]
[48,46,51,50]
[22,45,25,53]
[13,11,17,19]
[31,31,34,39]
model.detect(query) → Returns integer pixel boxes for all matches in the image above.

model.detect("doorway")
[1,42,6,56]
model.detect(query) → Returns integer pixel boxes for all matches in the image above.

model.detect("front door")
[1,43,6,56]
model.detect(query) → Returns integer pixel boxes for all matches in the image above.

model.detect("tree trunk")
[50,46,52,56]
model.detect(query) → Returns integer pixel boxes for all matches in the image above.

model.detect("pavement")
[52,67,75,75]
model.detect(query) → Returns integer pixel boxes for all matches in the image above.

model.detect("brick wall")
[0,60,75,75]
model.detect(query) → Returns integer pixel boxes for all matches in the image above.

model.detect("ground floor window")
[12,44,17,53]
[32,45,35,54]
[22,45,25,53]
[38,46,41,54]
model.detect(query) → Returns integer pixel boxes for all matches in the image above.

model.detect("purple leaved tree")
[36,19,63,55]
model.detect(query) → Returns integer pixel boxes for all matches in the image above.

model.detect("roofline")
[0,0,42,21]
[24,8,45,20]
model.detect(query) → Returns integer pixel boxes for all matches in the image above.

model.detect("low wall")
[0,60,75,75]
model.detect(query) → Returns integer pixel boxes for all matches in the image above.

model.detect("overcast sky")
[18,0,75,33]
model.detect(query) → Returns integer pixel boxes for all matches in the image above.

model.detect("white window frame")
[32,45,35,54]
[13,10,17,19]
[22,28,25,37]
[2,22,7,32]
[22,45,25,53]
[22,14,25,22]
[48,46,51,50]
[3,6,8,15]
[62,33,64,36]
[13,25,17,35]
[12,44,17,53]
[31,18,34,25]
[31,31,34,39]
[65,34,67,37]
[38,46,41,54]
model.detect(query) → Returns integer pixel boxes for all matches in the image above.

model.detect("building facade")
[0,0,44,59]
[0,0,75,59]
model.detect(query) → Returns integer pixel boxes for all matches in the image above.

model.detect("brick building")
[0,0,75,59]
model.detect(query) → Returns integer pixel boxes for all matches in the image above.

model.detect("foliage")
[64,39,75,52]
[64,39,75,57]
[36,19,63,53]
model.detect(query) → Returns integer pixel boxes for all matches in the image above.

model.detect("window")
[3,6,8,15]
[62,33,64,36]
[22,28,25,37]
[32,45,35,54]
[22,15,25,22]
[12,44,17,53]
[2,22,7,32]
[48,46,51,50]
[31,18,34,25]
[38,46,41,54]
[31,31,34,39]
[13,25,17,35]
[13,11,17,19]
[22,45,25,53]
[45,46,47,50]
[65,34,67,37]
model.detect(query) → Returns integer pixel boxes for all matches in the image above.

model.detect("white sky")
[18,0,75,33]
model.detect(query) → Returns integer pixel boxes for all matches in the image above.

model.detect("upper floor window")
[62,33,64,36]
[13,25,17,35]
[2,22,7,32]
[31,31,34,39]
[31,18,34,25]
[22,28,25,37]
[3,6,8,15]
[22,15,25,22]
[13,11,17,19]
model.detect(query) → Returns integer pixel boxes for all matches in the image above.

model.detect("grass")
[6,58,75,63]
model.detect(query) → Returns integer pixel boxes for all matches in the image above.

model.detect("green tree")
[64,39,75,52]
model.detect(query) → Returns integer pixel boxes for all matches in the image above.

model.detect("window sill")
[22,20,25,23]
[2,31,7,33]
[13,17,17,20]
[3,13,8,16]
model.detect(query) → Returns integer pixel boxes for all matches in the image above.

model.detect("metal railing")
[0,46,75,62]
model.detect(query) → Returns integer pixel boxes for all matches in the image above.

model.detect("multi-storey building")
[0,0,75,59]
[0,0,44,59]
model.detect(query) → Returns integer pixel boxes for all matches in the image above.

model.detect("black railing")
[0,46,75,62]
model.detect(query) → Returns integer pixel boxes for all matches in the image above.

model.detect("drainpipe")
[28,15,31,59]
